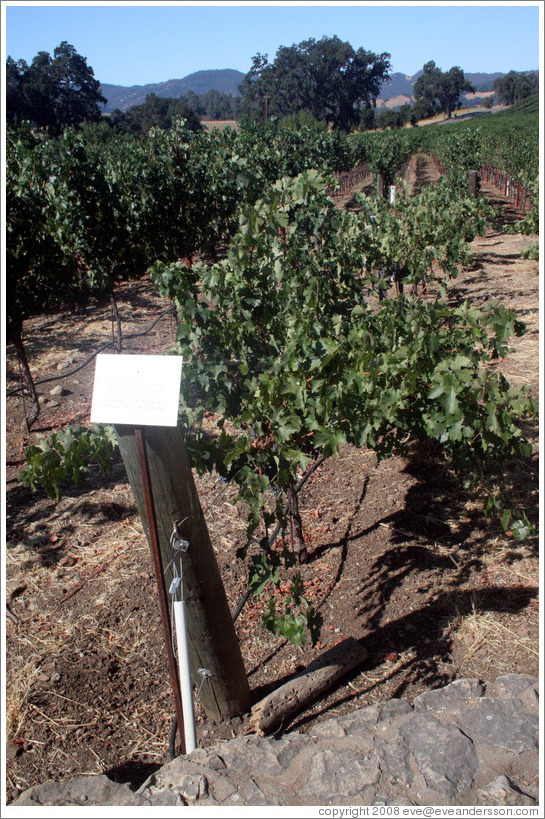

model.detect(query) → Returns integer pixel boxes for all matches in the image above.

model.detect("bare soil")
[4,155,539,802]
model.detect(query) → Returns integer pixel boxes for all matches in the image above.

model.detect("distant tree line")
[108,94,203,134]
[5,41,241,136]
[493,71,538,106]
[5,39,539,140]
[108,89,243,134]
[358,67,538,131]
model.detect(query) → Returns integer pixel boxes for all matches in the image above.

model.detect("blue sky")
[2,2,542,87]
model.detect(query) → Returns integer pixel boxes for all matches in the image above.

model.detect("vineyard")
[5,113,540,799]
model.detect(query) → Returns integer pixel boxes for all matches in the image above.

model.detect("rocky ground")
[11,674,540,807]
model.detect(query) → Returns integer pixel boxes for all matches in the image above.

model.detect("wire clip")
[169,577,182,596]
[170,521,189,552]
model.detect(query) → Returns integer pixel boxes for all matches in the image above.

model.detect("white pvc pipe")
[173,599,197,753]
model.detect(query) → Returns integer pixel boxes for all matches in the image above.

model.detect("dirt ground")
[4,156,539,802]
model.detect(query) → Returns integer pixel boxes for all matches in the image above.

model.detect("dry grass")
[201,119,239,131]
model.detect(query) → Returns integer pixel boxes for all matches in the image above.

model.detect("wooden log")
[248,637,369,736]
[115,424,251,722]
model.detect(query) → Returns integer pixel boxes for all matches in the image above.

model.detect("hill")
[377,70,507,109]
[100,69,245,112]
[99,68,536,114]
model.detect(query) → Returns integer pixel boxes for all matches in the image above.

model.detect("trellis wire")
[428,152,533,212]
[7,303,176,398]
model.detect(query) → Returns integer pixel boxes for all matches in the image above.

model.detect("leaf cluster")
[20,425,117,501]
[151,169,535,644]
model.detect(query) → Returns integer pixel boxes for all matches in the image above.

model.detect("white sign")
[90,354,183,427]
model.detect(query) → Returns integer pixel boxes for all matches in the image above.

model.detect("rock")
[12,774,152,806]
[374,732,414,788]
[310,719,347,739]
[11,676,539,808]
[49,385,67,397]
[300,747,380,801]
[176,773,209,802]
[378,698,413,721]
[454,698,538,753]
[520,685,539,712]
[6,742,23,761]
[486,674,538,699]
[400,714,478,797]
[413,678,485,713]
[476,775,537,806]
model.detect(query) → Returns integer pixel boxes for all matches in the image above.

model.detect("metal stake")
[134,426,186,754]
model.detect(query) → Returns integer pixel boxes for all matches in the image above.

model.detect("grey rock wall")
[13,674,539,808]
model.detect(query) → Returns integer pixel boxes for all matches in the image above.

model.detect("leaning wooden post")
[91,354,250,730]
[115,423,251,721]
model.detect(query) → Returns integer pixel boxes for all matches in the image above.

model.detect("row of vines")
[9,111,539,644]
[7,112,539,323]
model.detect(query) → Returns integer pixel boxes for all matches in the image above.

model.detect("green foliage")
[20,425,117,501]
[413,114,539,182]
[151,168,535,644]
[493,71,538,106]
[6,124,72,332]
[352,175,492,286]
[263,589,323,647]
[278,110,328,133]
[108,92,203,135]
[11,112,537,647]
[6,42,105,134]
[504,176,539,260]
[6,112,359,340]
[413,61,474,119]
[496,94,539,117]
[440,128,483,179]
[365,131,412,190]
[240,36,391,131]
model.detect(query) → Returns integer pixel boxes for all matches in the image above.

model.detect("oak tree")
[414,61,474,119]
[6,41,106,134]
[240,36,391,131]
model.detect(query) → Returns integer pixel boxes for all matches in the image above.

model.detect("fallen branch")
[248,637,369,736]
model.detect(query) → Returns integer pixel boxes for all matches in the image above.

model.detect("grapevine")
[11,115,538,646]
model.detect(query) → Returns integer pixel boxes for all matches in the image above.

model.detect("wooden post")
[376,172,385,199]
[134,427,187,753]
[467,170,478,198]
[114,423,251,722]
